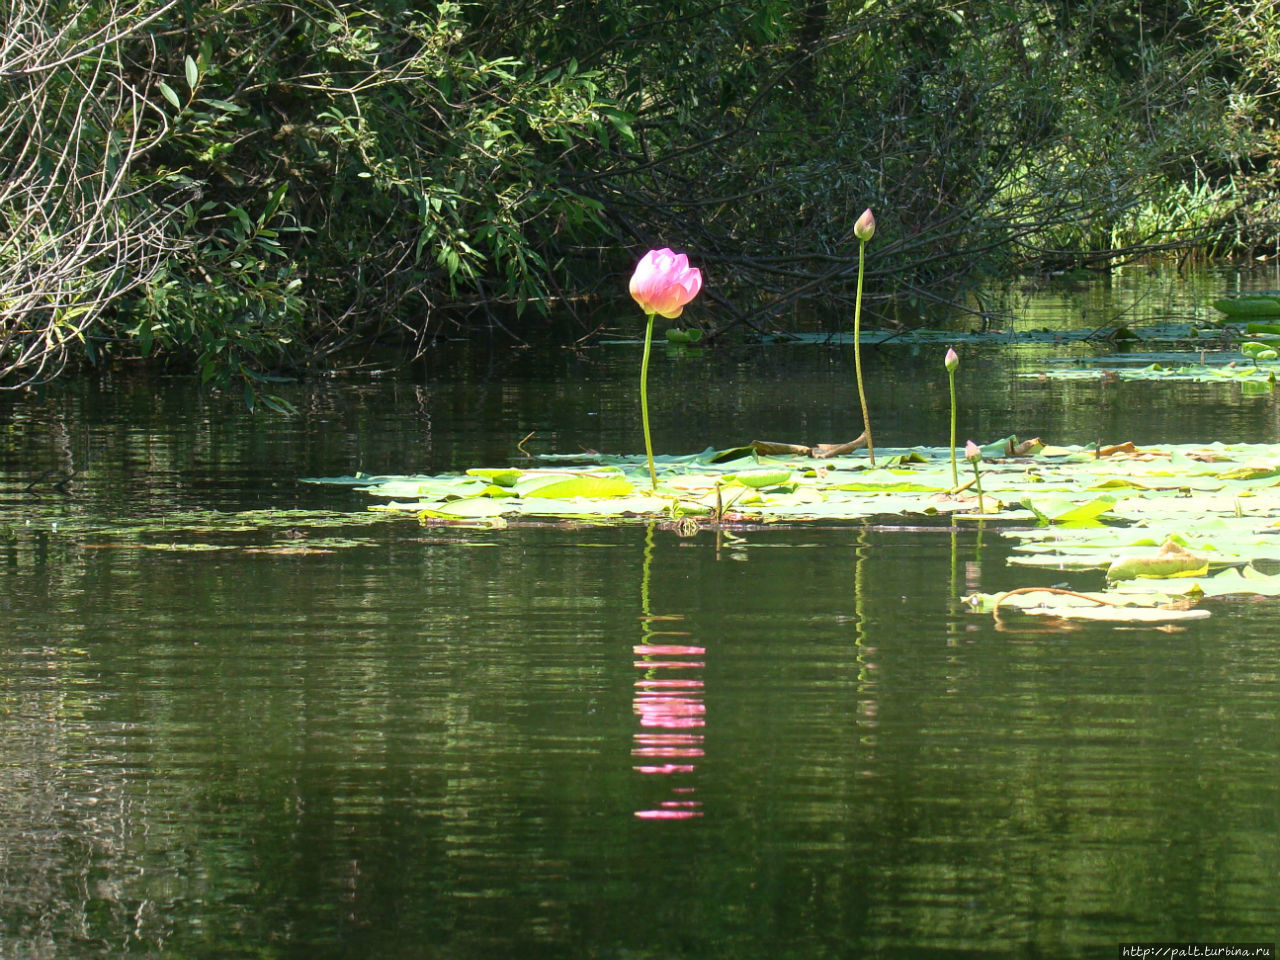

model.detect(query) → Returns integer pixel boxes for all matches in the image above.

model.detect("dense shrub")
[1,0,1273,392]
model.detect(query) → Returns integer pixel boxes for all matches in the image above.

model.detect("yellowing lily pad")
[1022,494,1118,524]
[517,474,635,498]
[967,586,1210,621]
[1106,540,1210,581]
[466,468,522,487]
[732,469,793,488]
[1025,605,1211,623]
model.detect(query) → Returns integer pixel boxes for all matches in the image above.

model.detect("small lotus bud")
[854,208,875,242]
[944,347,959,372]
[965,440,981,462]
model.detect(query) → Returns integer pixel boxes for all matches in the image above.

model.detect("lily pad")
[966,586,1210,622]
[664,328,703,344]
[1214,295,1280,317]
[1022,494,1118,524]
[302,439,1280,535]
[516,474,635,499]
[1106,539,1210,581]
[732,469,794,489]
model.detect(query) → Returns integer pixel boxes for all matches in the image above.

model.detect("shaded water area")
[2,267,1279,958]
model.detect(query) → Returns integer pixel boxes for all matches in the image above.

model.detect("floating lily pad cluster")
[1015,303,1280,385]
[1025,357,1280,387]
[304,438,1280,622]
[301,437,1280,528]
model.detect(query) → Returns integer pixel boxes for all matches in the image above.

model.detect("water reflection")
[3,269,1280,955]
[632,524,705,819]
[851,530,880,773]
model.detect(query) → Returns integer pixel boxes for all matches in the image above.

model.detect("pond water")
[2,267,1279,958]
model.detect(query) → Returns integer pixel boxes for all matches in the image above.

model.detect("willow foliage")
[1,0,1274,390]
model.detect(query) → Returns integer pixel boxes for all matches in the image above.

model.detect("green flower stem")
[948,368,958,487]
[971,459,985,513]
[853,237,875,466]
[640,311,657,490]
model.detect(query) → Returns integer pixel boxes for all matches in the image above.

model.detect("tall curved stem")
[640,312,657,490]
[853,239,875,466]
[948,369,958,487]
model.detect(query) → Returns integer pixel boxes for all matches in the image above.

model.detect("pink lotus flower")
[945,346,959,372]
[629,248,702,319]
[965,440,982,462]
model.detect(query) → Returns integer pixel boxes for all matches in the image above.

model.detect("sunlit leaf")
[732,469,793,488]
[1241,341,1278,362]
[1215,461,1280,481]
[467,468,522,487]
[303,440,1280,536]
[1022,494,1118,524]
[517,474,634,498]
[1214,295,1280,317]
[418,498,513,518]
[158,81,181,109]
[1106,540,1210,581]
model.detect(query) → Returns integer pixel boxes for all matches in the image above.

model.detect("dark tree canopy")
[1,0,1274,395]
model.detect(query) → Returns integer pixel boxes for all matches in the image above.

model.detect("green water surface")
[2,270,1278,958]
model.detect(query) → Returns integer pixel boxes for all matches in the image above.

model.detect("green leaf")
[981,436,1018,459]
[1106,540,1210,581]
[1021,494,1118,524]
[306,440,1280,531]
[419,499,512,518]
[199,98,248,115]
[517,475,634,498]
[732,469,793,489]
[1216,462,1280,480]
[158,81,181,109]
[1214,296,1280,317]
[708,446,758,464]
[184,55,199,91]
[665,328,703,344]
[466,468,521,487]
[1241,341,1278,362]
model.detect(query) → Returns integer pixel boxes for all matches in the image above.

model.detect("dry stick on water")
[983,586,1126,632]
[989,586,1128,625]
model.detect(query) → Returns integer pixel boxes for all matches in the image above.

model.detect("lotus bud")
[945,347,959,372]
[854,208,875,242]
[965,440,981,462]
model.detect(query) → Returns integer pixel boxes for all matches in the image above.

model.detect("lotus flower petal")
[630,248,703,319]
